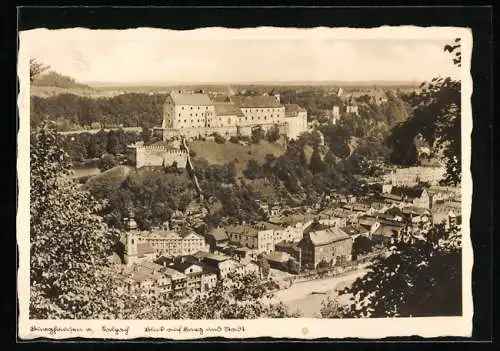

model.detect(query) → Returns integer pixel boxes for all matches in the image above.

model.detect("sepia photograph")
[17,24,473,339]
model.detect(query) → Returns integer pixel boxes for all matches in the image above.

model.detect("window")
[179,113,181,117]
[198,106,200,110]
[191,106,193,110]
[181,106,184,110]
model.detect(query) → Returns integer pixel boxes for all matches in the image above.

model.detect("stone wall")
[135,145,188,169]
[161,122,290,141]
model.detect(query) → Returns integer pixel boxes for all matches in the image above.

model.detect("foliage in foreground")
[320,225,462,318]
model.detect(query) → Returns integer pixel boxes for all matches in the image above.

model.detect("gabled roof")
[225,225,259,237]
[266,251,292,263]
[373,225,402,238]
[163,267,187,279]
[180,231,203,240]
[391,187,426,199]
[138,261,164,272]
[169,261,204,273]
[284,104,306,117]
[230,95,282,108]
[170,91,213,106]
[341,225,363,236]
[304,227,350,246]
[401,206,431,216]
[207,227,229,241]
[303,221,331,236]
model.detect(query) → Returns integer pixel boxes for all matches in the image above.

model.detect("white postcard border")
[17,25,474,340]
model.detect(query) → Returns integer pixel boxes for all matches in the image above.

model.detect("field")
[189,139,287,179]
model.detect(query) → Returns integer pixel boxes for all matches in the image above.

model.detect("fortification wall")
[164,150,188,168]
[160,122,290,141]
[135,145,188,169]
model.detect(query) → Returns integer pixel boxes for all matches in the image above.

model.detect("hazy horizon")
[22,27,461,85]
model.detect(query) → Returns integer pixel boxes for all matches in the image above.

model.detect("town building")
[137,230,210,257]
[225,223,275,254]
[167,260,218,294]
[298,223,353,269]
[204,227,229,252]
[383,166,446,187]
[265,251,294,271]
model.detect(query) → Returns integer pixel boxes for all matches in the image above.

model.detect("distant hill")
[30,71,102,98]
[33,71,92,90]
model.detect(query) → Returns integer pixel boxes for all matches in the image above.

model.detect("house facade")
[298,227,353,269]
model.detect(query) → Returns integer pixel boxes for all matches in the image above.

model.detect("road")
[268,266,368,317]
[58,127,142,135]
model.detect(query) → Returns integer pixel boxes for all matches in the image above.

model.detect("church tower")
[124,213,139,266]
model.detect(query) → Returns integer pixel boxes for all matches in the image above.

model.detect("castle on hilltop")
[159,90,308,140]
[128,90,308,169]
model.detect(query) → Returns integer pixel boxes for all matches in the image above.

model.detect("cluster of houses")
[109,180,461,299]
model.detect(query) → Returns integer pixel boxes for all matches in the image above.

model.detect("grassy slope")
[83,165,132,192]
[189,139,287,179]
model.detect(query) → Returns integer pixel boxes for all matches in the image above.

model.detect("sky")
[21,28,462,84]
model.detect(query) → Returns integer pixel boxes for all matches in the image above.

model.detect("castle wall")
[135,145,188,169]
[161,123,292,141]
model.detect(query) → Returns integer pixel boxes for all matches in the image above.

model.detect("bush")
[229,136,239,144]
[213,133,226,144]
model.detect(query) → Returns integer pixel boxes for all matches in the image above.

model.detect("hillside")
[190,139,287,179]
[84,165,132,193]
[31,71,101,98]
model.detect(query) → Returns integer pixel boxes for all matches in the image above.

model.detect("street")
[269,266,368,317]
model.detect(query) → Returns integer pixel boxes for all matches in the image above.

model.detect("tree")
[140,124,152,145]
[30,122,125,318]
[30,58,50,83]
[251,128,266,144]
[335,224,462,318]
[98,153,118,172]
[351,235,375,260]
[243,159,263,180]
[257,255,271,278]
[389,39,462,185]
[266,124,281,143]
[309,147,326,174]
[287,259,300,275]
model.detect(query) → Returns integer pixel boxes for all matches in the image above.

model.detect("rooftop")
[207,227,229,241]
[266,251,292,263]
[214,103,245,117]
[305,227,350,246]
[225,225,259,237]
[341,225,363,236]
[284,104,306,117]
[170,91,214,106]
[230,95,282,108]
